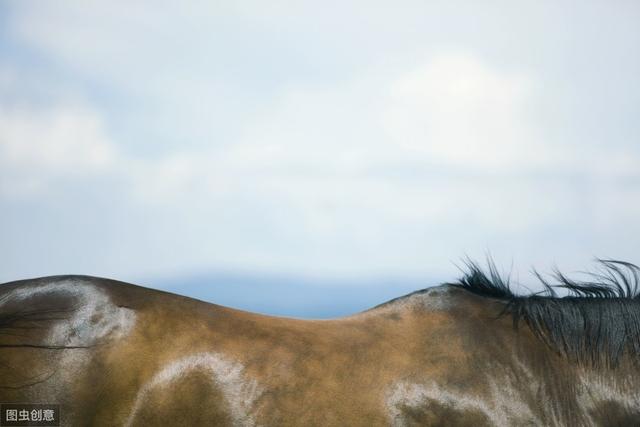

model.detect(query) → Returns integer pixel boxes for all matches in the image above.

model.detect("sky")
[0,1,639,315]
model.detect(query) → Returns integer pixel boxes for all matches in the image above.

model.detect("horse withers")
[1,260,639,426]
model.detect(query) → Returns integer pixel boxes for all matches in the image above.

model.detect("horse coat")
[1,261,639,426]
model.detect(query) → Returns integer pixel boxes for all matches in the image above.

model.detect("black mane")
[452,259,640,368]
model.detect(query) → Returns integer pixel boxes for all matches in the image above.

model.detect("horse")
[1,260,639,426]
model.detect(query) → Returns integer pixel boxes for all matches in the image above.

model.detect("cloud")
[0,103,117,196]
[383,52,537,168]
[1,48,635,238]
[96,50,584,261]
[1,1,639,281]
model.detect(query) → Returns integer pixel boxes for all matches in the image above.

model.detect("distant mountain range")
[150,272,444,319]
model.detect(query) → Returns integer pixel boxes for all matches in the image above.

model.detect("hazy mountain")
[150,272,443,319]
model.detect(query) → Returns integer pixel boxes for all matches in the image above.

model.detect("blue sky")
[1,1,639,315]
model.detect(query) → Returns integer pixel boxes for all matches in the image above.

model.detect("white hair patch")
[124,352,262,427]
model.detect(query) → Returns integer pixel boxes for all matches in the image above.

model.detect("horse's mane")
[452,259,640,368]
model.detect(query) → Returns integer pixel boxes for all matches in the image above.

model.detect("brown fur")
[1,276,639,426]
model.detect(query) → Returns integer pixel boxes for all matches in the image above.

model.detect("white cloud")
[127,152,202,203]
[115,53,587,229]
[383,52,538,168]
[1,49,635,243]
[1,1,639,281]
[0,104,117,196]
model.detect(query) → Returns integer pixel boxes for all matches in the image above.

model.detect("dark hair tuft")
[451,259,640,368]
